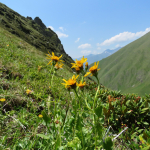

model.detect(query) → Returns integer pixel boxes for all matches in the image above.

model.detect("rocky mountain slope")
[0,2,74,67]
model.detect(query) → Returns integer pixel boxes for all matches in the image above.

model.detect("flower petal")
[84,72,91,77]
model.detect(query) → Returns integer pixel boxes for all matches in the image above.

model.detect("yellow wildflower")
[77,81,86,89]
[62,75,79,89]
[7,44,9,47]
[46,52,64,65]
[55,63,63,70]
[84,61,100,77]
[0,98,6,102]
[38,114,43,118]
[26,89,33,95]
[71,56,87,70]
[74,66,80,74]
[38,65,42,71]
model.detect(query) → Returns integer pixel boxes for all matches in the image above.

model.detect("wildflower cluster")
[62,75,79,90]
[36,51,106,149]
[46,51,64,68]
[71,56,87,74]
[84,61,100,77]
[62,55,101,92]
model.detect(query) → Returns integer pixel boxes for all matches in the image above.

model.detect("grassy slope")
[0,26,76,104]
[96,32,150,96]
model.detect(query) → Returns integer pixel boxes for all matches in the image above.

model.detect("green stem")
[73,98,77,139]
[93,85,100,112]
[95,76,100,86]
[81,125,85,150]
[82,91,92,111]
[93,75,100,149]
[51,68,55,86]
[74,89,81,111]
[61,94,70,130]
[72,89,80,139]
[58,125,61,147]
[94,114,97,149]
[81,75,84,82]
[49,65,57,137]
[74,89,85,149]
[49,64,54,81]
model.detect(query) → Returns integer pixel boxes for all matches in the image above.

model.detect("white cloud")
[81,50,91,55]
[78,43,91,49]
[98,27,150,46]
[115,44,120,48]
[56,31,68,38]
[59,27,64,32]
[75,38,80,43]
[47,26,54,31]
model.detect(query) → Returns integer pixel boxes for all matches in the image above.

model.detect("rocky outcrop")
[27,16,32,20]
[0,2,74,67]
[34,17,46,29]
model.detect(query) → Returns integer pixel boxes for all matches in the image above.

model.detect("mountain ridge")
[74,47,121,65]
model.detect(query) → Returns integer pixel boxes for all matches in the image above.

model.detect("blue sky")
[1,0,150,58]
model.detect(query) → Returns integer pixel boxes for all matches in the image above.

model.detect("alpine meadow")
[0,2,150,150]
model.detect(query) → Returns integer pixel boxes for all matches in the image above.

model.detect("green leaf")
[103,137,113,150]
[95,106,103,117]
[36,134,50,139]
[58,146,66,150]
[126,100,130,105]
[127,110,133,113]
[76,115,83,130]
[95,122,103,138]
[143,122,149,125]
[67,137,81,148]
[131,132,137,139]
[141,108,149,114]
[122,104,126,112]
[141,145,150,150]
[138,129,144,133]
[55,137,61,150]
[41,110,51,123]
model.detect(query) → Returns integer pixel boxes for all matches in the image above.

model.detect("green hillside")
[96,31,150,96]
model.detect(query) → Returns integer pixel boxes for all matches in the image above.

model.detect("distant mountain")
[104,47,121,54]
[74,47,121,65]
[94,31,150,96]
[73,54,95,61]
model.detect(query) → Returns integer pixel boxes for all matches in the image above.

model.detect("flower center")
[89,66,97,74]
[52,56,59,62]
[68,79,76,88]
